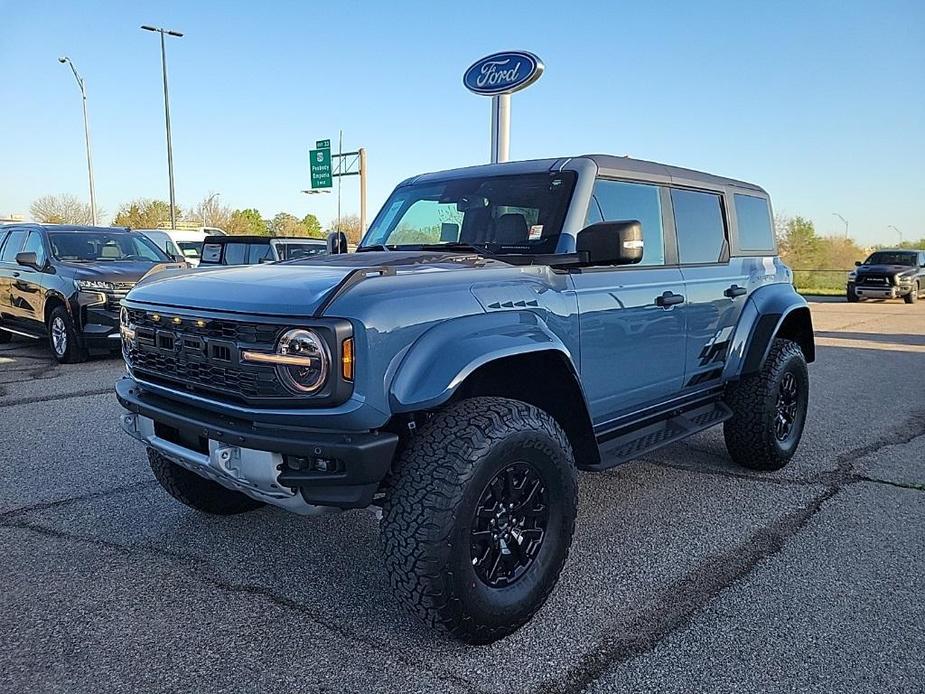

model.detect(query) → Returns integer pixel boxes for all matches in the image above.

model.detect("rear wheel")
[148,448,265,515]
[381,397,577,644]
[904,282,919,304]
[47,306,88,363]
[724,338,809,471]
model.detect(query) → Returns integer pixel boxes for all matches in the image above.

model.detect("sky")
[1,0,923,246]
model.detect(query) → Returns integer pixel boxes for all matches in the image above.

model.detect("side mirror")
[855,261,862,267]
[327,231,348,254]
[576,221,643,266]
[15,251,41,270]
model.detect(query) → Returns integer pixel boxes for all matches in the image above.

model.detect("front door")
[0,229,28,330]
[573,179,687,425]
[9,231,49,334]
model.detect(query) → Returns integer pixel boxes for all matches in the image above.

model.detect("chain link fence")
[791,269,850,296]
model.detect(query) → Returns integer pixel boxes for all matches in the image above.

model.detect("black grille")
[127,346,282,400]
[104,283,135,311]
[124,307,289,402]
[856,273,892,287]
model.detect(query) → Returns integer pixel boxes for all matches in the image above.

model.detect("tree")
[195,193,231,230]
[113,199,179,229]
[302,213,323,238]
[30,194,99,225]
[226,208,268,235]
[328,214,363,245]
[778,216,820,268]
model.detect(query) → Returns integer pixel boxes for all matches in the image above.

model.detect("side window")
[21,231,47,266]
[247,243,273,264]
[671,189,727,264]
[222,243,247,265]
[0,230,27,263]
[734,193,774,251]
[591,180,665,266]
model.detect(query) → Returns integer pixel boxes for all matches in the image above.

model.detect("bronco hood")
[125,251,497,316]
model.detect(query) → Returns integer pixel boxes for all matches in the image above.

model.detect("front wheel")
[380,397,577,644]
[904,282,919,304]
[724,338,809,471]
[47,306,88,363]
[846,284,859,303]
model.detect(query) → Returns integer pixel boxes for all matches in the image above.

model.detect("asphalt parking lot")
[1,298,923,694]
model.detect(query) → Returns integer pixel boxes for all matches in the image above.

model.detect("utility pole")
[359,148,367,233]
[888,225,903,244]
[58,57,97,225]
[141,25,183,229]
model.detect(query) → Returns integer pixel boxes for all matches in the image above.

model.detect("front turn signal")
[342,338,354,382]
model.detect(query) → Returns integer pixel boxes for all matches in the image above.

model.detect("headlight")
[75,279,115,291]
[896,274,912,284]
[241,329,329,394]
[847,270,857,281]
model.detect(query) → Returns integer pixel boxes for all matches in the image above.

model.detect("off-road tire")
[148,448,265,515]
[904,282,919,304]
[724,338,809,471]
[47,306,88,363]
[846,284,859,303]
[381,397,578,644]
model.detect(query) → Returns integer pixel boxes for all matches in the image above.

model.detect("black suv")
[847,249,925,303]
[0,224,179,362]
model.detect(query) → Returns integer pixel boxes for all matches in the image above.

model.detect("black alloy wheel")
[470,461,549,588]
[774,371,800,442]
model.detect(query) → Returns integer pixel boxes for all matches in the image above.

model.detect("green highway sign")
[310,147,332,189]
[315,139,331,150]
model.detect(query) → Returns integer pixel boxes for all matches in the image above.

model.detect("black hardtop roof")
[2,223,132,233]
[401,154,767,195]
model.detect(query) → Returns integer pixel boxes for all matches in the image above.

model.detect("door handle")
[724,284,747,298]
[11,271,20,278]
[656,291,685,307]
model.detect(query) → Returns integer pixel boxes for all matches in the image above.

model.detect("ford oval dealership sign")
[463,51,544,96]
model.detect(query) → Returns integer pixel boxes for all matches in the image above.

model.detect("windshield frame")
[48,230,172,263]
[359,171,578,255]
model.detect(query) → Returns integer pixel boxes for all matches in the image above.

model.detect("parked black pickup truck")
[847,249,925,303]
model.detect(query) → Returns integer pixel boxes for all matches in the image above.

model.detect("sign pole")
[337,130,343,234]
[490,94,511,163]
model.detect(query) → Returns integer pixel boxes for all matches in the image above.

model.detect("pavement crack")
[849,475,925,492]
[529,485,842,694]
[0,480,159,519]
[0,386,115,408]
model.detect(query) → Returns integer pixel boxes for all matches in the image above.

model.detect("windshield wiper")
[415,242,496,255]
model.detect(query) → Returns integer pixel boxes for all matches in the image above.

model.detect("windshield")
[864,251,916,266]
[177,241,203,258]
[274,241,326,260]
[361,172,577,254]
[48,231,171,263]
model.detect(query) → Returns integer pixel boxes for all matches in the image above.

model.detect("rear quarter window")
[734,193,775,251]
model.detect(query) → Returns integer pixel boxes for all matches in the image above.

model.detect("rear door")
[572,179,687,425]
[671,188,747,389]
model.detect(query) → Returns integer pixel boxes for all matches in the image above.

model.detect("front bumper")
[854,285,908,299]
[81,306,121,347]
[116,377,399,511]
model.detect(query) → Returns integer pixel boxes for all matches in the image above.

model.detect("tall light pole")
[58,57,97,225]
[141,24,183,230]
[201,191,220,226]
[832,212,848,239]
[888,225,903,245]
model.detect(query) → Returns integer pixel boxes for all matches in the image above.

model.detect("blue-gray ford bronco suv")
[116,155,814,643]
